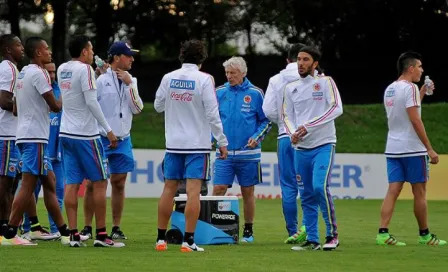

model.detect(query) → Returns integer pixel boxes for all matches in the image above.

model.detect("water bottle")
[94,55,105,69]
[424,75,433,96]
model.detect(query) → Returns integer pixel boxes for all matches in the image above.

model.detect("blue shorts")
[60,137,108,184]
[0,140,20,178]
[17,143,52,176]
[213,159,262,188]
[387,156,429,183]
[163,153,211,181]
[101,136,135,174]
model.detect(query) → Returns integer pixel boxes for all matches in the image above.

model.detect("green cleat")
[284,225,307,244]
[376,233,406,246]
[418,234,447,246]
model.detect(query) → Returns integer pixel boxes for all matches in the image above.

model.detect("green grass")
[1,199,448,271]
[133,103,448,153]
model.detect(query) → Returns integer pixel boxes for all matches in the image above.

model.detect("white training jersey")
[384,80,427,157]
[58,61,100,139]
[262,63,301,139]
[15,64,52,144]
[283,75,343,149]
[154,63,228,153]
[0,60,19,140]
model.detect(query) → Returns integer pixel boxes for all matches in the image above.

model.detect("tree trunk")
[51,0,68,66]
[7,0,20,38]
[94,0,114,58]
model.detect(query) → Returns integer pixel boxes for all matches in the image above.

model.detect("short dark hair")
[178,40,207,65]
[299,45,321,62]
[287,43,305,62]
[0,34,17,55]
[24,37,45,59]
[397,51,421,75]
[68,35,91,58]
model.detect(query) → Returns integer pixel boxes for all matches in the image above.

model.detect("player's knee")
[411,183,426,199]
[241,186,254,199]
[112,180,125,192]
[213,185,227,196]
[387,183,404,197]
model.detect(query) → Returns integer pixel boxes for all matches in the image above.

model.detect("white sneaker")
[323,237,339,251]
[30,230,59,240]
[93,238,125,248]
[80,234,89,241]
[21,232,32,241]
[1,235,37,246]
[181,242,204,252]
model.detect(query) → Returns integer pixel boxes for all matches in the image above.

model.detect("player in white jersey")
[283,46,343,251]
[58,35,123,248]
[377,51,446,246]
[81,41,143,241]
[0,34,23,240]
[154,40,228,252]
[1,37,71,246]
[262,43,307,244]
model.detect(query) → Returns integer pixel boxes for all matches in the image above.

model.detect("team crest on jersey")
[313,83,321,91]
[44,163,48,170]
[19,161,23,168]
[296,174,301,181]
[243,95,251,104]
[9,165,15,172]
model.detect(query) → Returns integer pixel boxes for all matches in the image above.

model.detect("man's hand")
[116,69,133,85]
[247,138,258,149]
[428,149,439,164]
[291,132,300,144]
[296,126,308,138]
[95,63,109,77]
[107,130,118,149]
[421,81,435,96]
[218,146,228,159]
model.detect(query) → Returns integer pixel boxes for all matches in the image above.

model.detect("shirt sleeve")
[154,75,167,113]
[405,83,421,108]
[202,75,228,147]
[262,78,279,124]
[251,90,272,143]
[282,84,297,135]
[124,77,144,114]
[80,65,97,92]
[33,69,52,95]
[0,64,16,93]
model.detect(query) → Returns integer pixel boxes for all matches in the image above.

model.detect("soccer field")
[1,199,447,272]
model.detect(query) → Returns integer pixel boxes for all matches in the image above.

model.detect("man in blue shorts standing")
[80,41,143,240]
[58,35,122,247]
[213,56,272,243]
[377,51,446,246]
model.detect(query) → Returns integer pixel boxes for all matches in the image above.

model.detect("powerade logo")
[170,79,195,90]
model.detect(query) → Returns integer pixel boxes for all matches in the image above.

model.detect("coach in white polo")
[81,41,143,241]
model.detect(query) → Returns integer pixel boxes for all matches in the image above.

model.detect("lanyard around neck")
[111,70,124,118]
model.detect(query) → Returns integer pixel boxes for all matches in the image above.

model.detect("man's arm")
[116,69,144,114]
[281,84,297,136]
[405,84,438,163]
[302,77,343,134]
[0,90,13,111]
[154,75,167,113]
[33,70,61,112]
[124,78,144,114]
[202,76,228,147]
[262,78,279,124]
[250,92,272,145]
